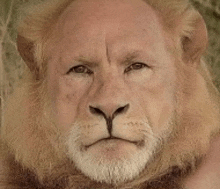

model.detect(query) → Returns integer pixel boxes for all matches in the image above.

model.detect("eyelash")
[124,62,149,73]
[67,62,149,75]
[67,65,93,75]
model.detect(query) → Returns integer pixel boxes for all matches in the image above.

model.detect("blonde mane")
[1,0,220,188]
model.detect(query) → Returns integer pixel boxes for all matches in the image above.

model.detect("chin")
[66,131,159,185]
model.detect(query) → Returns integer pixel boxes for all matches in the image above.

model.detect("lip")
[85,137,144,149]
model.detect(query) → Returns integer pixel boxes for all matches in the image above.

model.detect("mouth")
[85,136,144,149]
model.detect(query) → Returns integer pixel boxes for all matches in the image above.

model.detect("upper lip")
[84,136,140,149]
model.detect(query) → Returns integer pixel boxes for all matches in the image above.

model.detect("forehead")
[56,0,163,38]
[60,0,159,25]
[50,0,168,63]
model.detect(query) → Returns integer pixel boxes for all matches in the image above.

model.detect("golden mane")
[1,0,220,188]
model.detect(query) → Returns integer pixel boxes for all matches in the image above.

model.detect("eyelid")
[66,65,93,74]
[124,62,150,73]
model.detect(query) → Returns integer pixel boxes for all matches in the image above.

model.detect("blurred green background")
[0,0,220,124]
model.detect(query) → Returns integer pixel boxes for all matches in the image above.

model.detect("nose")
[89,104,129,133]
[89,104,130,119]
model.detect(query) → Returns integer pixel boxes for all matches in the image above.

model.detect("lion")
[0,0,220,188]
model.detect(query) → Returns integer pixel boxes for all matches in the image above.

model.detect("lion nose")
[89,104,129,133]
[89,104,129,118]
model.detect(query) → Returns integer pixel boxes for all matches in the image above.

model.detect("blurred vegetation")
[0,0,220,125]
[191,0,220,89]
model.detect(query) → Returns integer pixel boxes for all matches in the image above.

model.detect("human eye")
[124,62,149,73]
[67,65,93,75]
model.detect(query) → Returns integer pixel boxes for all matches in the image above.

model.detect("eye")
[124,62,149,73]
[67,65,93,75]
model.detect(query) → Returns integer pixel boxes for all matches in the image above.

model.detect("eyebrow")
[121,51,141,64]
[70,56,100,68]
[64,50,156,67]
[120,51,156,66]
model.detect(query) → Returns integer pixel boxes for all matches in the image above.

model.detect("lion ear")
[182,14,208,65]
[17,35,39,79]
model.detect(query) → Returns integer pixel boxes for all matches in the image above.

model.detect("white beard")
[66,126,159,185]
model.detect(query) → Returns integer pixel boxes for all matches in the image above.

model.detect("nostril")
[115,107,125,114]
[89,106,106,117]
[113,104,129,118]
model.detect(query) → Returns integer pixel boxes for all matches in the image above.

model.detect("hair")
[1,0,220,188]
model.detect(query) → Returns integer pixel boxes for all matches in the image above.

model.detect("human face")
[47,0,176,184]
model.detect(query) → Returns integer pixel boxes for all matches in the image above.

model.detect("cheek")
[132,69,176,133]
[48,76,92,130]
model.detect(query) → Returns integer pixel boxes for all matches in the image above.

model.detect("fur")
[1,0,220,188]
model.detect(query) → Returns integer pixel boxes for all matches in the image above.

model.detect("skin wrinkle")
[105,38,111,65]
